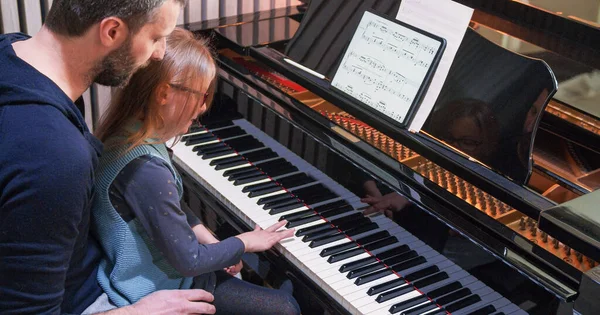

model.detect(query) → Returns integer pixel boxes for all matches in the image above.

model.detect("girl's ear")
[155,83,170,106]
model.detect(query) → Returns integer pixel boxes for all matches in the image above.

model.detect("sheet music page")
[331,11,443,124]
[396,0,474,132]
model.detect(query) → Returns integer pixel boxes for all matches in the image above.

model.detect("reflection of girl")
[426,98,500,166]
[91,28,300,314]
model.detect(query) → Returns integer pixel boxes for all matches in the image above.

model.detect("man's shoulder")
[1,105,92,166]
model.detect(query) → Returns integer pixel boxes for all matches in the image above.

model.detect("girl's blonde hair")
[95,28,217,149]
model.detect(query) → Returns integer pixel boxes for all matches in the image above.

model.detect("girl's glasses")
[168,83,209,105]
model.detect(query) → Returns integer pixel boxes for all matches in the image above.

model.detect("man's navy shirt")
[0,33,103,314]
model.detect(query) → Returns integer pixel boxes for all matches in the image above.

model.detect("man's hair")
[45,0,186,37]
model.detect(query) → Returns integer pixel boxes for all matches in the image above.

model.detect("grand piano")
[173,1,600,314]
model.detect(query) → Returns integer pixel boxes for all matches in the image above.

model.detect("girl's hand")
[235,221,295,253]
[224,260,243,276]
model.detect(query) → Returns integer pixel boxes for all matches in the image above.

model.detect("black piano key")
[210,155,243,166]
[296,222,332,236]
[263,165,298,177]
[328,247,365,263]
[277,173,315,188]
[311,200,348,213]
[368,278,408,296]
[493,313,505,315]
[402,303,440,315]
[321,231,390,257]
[202,148,235,159]
[223,136,263,152]
[435,288,472,306]
[345,222,383,237]
[320,241,357,257]
[384,250,420,266]
[303,228,339,242]
[347,261,385,279]
[405,265,440,282]
[241,148,278,162]
[248,185,284,197]
[319,204,354,217]
[203,120,234,129]
[340,256,378,273]
[343,245,410,274]
[289,184,330,198]
[269,202,306,215]
[252,157,288,171]
[363,235,399,251]
[367,265,439,296]
[348,250,418,279]
[186,133,217,145]
[286,215,320,228]
[193,142,224,152]
[355,268,395,286]
[243,181,278,193]
[445,295,482,313]
[428,281,463,299]
[235,174,270,186]
[263,197,298,210]
[377,284,416,303]
[229,169,263,181]
[185,124,207,133]
[257,191,294,205]
[389,295,429,313]
[214,159,247,170]
[210,126,245,138]
[329,212,364,226]
[413,272,450,290]
[223,165,258,177]
[309,233,346,248]
[280,209,314,221]
[392,256,428,273]
[467,305,496,315]
[301,192,339,205]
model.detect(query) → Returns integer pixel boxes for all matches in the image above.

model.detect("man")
[0,1,214,314]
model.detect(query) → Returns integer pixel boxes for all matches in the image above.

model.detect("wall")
[0,0,301,131]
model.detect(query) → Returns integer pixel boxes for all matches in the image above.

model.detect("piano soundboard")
[172,116,527,315]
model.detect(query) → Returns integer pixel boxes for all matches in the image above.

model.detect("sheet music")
[331,11,442,123]
[396,0,474,132]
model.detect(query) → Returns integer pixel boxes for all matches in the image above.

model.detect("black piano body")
[173,1,600,314]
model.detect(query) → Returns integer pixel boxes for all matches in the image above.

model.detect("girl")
[92,28,300,314]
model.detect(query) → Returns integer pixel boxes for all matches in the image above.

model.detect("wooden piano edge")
[175,164,353,315]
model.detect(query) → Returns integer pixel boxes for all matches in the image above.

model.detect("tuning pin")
[565,246,571,256]
[553,238,560,249]
[519,217,526,231]
[541,232,548,243]
[576,252,583,263]
[530,226,537,237]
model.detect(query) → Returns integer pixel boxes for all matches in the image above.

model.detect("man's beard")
[91,38,146,87]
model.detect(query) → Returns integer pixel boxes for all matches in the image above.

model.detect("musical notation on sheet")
[331,11,442,124]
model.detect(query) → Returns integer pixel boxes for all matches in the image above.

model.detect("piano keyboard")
[172,118,526,315]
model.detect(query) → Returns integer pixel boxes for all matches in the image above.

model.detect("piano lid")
[422,28,557,185]
[284,0,402,79]
[284,0,557,185]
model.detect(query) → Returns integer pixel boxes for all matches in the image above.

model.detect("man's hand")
[225,260,243,276]
[117,289,216,315]
[235,221,295,252]
[362,193,411,218]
